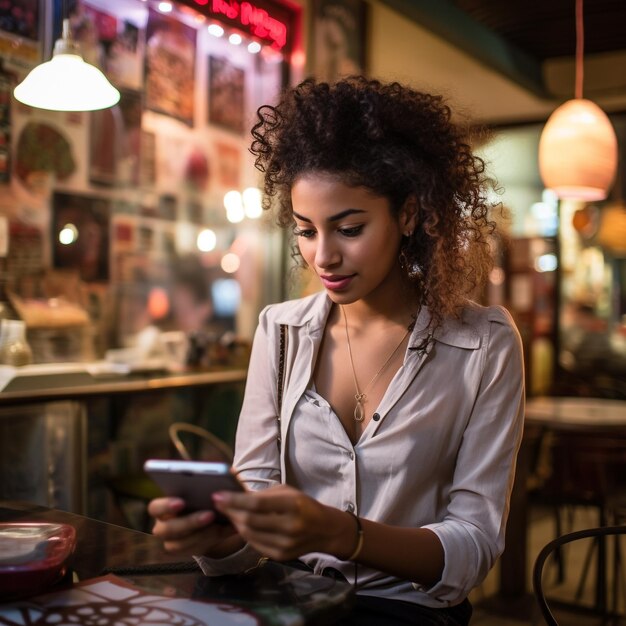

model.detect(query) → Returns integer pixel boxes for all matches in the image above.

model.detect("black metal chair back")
[533,525,626,625]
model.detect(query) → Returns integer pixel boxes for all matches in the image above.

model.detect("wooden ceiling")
[451,0,626,61]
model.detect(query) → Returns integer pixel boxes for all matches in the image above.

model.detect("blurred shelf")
[0,364,247,407]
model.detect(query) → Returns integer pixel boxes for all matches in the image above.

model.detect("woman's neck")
[338,273,419,331]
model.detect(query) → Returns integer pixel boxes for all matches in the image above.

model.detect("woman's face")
[291,173,413,305]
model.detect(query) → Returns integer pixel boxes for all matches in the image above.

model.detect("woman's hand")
[212,485,353,561]
[148,497,240,557]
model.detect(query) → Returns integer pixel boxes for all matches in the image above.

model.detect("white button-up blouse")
[199,291,525,608]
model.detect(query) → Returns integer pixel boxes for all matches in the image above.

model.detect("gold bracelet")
[346,511,364,561]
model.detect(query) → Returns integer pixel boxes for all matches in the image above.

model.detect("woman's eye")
[293,228,316,239]
[339,225,363,237]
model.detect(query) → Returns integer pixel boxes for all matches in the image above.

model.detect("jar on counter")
[0,319,33,366]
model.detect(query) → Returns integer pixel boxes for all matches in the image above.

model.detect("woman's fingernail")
[212,492,228,504]
[170,498,185,511]
[197,511,214,524]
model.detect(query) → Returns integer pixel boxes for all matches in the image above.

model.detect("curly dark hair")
[250,76,498,332]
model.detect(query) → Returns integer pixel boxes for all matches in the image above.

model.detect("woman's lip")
[320,274,355,290]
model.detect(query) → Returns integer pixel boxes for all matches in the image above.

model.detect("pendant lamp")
[13,19,120,112]
[538,0,618,201]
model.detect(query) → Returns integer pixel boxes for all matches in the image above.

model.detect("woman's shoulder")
[259,291,329,327]
[462,301,517,328]
[459,301,522,348]
[433,301,518,345]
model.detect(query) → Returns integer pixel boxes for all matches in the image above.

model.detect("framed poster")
[105,19,144,90]
[69,2,116,69]
[52,192,111,283]
[0,0,39,40]
[67,2,143,89]
[208,56,245,135]
[312,0,367,81]
[15,121,76,195]
[0,65,16,183]
[89,88,143,186]
[145,9,196,126]
[0,0,42,72]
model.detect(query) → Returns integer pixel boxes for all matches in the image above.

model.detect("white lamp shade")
[538,98,618,201]
[14,54,120,112]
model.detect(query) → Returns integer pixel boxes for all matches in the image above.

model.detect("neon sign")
[189,0,289,50]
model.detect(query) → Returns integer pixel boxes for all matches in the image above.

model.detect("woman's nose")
[315,235,340,269]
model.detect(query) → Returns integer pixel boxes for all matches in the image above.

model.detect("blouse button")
[349,451,354,460]
[346,503,355,512]
[372,413,381,421]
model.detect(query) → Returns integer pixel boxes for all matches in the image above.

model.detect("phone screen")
[144,459,245,519]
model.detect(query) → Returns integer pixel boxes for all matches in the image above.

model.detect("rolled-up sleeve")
[418,308,525,602]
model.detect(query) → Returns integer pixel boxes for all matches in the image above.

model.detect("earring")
[399,248,409,271]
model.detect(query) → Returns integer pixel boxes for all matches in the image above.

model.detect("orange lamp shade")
[538,98,618,201]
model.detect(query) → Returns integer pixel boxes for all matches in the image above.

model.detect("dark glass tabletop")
[0,501,353,625]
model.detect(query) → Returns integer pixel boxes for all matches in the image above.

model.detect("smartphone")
[143,459,245,521]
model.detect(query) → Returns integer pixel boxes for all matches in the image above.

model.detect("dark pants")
[310,563,472,626]
[335,594,472,626]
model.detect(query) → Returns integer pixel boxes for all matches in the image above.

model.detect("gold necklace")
[341,306,411,422]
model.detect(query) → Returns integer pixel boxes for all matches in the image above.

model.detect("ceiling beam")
[377,0,551,98]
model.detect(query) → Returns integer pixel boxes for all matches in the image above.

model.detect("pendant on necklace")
[354,392,366,422]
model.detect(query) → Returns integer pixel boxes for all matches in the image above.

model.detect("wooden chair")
[533,525,626,626]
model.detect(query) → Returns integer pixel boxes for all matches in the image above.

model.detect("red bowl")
[0,522,77,597]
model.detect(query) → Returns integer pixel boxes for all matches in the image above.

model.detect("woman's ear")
[399,195,419,236]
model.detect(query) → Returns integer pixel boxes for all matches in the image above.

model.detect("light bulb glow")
[226,206,245,223]
[221,253,241,273]
[542,188,558,204]
[59,223,78,245]
[243,187,262,218]
[247,42,261,54]
[197,228,217,252]
[489,267,505,286]
[223,190,242,212]
[531,202,555,220]
[208,24,224,37]
[158,2,173,12]
[14,54,120,111]
[229,33,242,45]
[535,254,558,273]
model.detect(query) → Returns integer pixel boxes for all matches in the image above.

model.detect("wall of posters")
[1,0,290,355]
[0,0,296,528]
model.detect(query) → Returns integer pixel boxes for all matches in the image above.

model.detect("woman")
[149,76,525,625]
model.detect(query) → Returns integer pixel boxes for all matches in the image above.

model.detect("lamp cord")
[575,0,584,99]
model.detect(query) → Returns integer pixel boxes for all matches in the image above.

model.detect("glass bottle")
[0,319,33,366]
